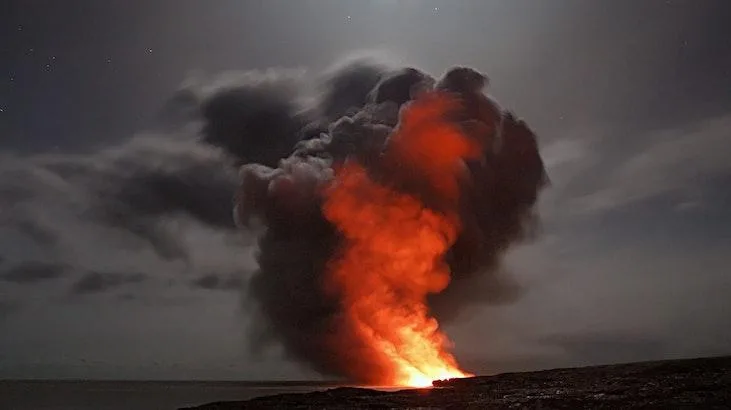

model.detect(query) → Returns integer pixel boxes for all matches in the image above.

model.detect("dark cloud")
[71,271,147,295]
[0,138,237,264]
[0,68,323,316]
[235,64,547,382]
[14,220,60,247]
[1,262,68,284]
[370,67,435,107]
[0,70,311,272]
[199,72,307,167]
[111,161,237,230]
[318,58,390,121]
[191,273,243,291]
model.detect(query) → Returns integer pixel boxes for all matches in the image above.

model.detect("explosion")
[233,62,547,387]
[322,93,478,386]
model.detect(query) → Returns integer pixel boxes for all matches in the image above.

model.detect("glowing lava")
[322,92,479,387]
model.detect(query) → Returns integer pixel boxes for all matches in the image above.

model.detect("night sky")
[1,0,731,380]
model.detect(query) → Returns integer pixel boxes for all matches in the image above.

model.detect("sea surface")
[0,380,345,410]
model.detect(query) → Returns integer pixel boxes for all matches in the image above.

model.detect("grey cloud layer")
[538,111,731,222]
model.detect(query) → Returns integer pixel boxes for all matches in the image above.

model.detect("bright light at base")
[399,366,473,388]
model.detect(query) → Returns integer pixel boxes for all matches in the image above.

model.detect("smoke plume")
[234,60,548,383]
[0,56,545,383]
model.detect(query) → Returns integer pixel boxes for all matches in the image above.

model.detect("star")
[346,15,352,21]
[434,7,439,12]
[147,48,153,54]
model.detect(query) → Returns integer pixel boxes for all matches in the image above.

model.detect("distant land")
[184,356,731,409]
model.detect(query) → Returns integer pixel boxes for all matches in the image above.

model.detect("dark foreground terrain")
[184,356,731,409]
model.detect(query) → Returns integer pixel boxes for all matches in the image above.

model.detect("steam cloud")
[234,59,548,381]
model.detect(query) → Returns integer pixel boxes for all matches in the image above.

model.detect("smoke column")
[234,62,548,385]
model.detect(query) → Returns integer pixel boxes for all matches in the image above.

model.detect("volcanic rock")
[183,356,731,409]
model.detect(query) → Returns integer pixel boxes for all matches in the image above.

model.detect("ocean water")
[0,380,342,410]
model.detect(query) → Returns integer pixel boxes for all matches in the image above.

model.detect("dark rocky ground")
[183,356,731,409]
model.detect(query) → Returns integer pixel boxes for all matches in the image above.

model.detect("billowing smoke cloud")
[199,71,307,167]
[0,56,545,383]
[0,69,305,298]
[235,60,547,382]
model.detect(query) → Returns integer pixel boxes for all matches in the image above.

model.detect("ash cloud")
[191,273,243,291]
[235,60,547,381]
[0,70,307,305]
[0,56,545,382]
[199,72,306,167]
[71,271,147,295]
[1,262,69,284]
[319,58,389,120]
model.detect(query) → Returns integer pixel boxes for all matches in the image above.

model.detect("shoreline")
[183,356,731,409]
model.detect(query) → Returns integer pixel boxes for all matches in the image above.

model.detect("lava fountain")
[322,92,480,387]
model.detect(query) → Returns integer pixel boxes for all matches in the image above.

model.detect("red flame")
[322,92,480,387]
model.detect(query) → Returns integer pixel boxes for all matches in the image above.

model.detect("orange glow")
[322,92,477,387]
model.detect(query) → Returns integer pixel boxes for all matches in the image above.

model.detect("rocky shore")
[183,356,731,409]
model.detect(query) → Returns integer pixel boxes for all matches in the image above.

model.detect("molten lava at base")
[322,93,478,387]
